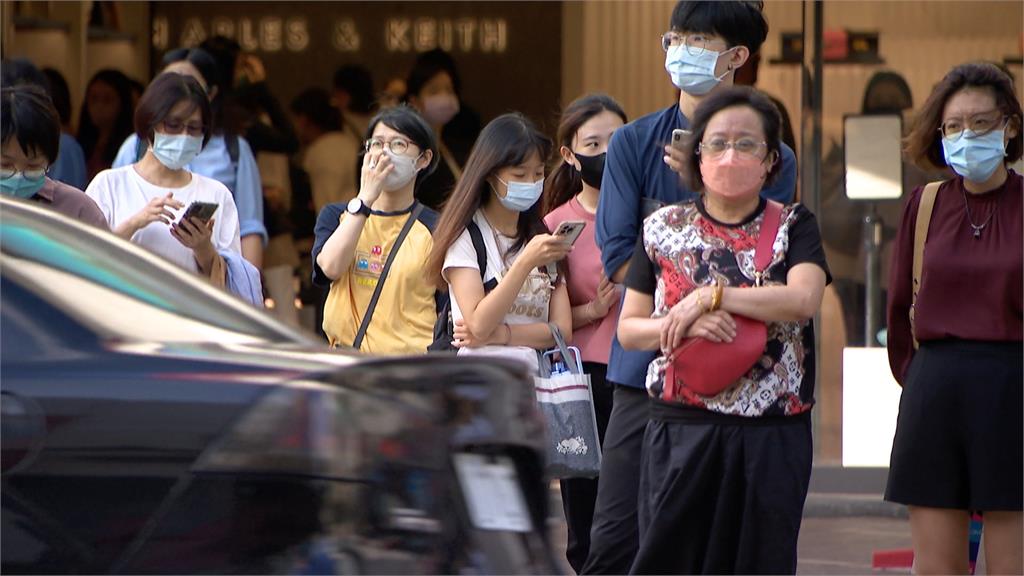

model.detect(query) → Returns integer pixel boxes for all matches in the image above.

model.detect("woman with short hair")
[312,105,440,354]
[617,86,829,574]
[86,73,241,279]
[1,84,107,228]
[112,47,267,268]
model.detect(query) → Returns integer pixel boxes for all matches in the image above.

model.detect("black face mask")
[575,152,606,189]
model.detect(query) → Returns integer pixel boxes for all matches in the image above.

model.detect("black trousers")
[579,384,649,575]
[631,413,813,575]
[559,362,615,574]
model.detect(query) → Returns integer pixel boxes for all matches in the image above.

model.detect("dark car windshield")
[0,200,314,345]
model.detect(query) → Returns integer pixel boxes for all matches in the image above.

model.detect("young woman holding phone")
[426,112,572,373]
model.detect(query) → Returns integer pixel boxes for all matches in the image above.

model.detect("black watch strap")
[348,198,371,217]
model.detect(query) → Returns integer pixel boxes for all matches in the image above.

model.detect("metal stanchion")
[863,206,883,347]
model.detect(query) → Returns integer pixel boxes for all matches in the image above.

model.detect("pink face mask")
[699,150,771,199]
[421,93,460,127]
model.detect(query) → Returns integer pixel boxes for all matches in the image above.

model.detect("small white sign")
[844,114,903,200]
[842,347,903,467]
[453,453,533,533]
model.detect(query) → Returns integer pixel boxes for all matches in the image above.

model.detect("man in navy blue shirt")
[585,2,798,573]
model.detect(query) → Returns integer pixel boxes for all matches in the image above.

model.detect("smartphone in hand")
[671,128,692,150]
[553,220,586,246]
[179,201,219,225]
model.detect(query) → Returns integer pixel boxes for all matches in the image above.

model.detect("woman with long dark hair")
[540,92,627,574]
[425,113,571,372]
[77,69,134,181]
[112,47,267,268]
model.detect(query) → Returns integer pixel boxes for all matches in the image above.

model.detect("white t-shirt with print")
[86,165,242,273]
[442,210,555,372]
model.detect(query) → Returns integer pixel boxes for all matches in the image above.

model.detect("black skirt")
[886,339,1023,511]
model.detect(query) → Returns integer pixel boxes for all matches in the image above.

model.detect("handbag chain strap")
[753,200,784,287]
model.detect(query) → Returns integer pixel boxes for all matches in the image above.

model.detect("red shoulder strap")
[753,201,783,284]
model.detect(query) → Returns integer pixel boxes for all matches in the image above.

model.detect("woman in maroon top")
[886,62,1022,575]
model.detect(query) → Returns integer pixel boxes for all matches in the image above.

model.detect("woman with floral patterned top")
[617,86,830,574]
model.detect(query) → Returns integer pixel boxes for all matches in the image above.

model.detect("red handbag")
[663,201,783,400]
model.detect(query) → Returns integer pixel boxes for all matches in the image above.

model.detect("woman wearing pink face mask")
[616,86,831,574]
[405,49,481,212]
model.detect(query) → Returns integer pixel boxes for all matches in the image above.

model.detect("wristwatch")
[346,197,371,218]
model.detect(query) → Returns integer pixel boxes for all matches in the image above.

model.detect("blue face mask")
[0,172,46,199]
[151,133,203,170]
[665,44,734,96]
[942,128,1008,183]
[494,176,544,212]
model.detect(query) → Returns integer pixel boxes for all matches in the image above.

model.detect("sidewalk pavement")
[548,466,925,576]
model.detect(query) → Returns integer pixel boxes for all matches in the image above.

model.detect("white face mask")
[151,133,203,170]
[382,148,422,191]
[665,44,734,95]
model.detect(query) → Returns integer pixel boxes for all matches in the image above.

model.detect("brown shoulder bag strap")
[910,181,943,350]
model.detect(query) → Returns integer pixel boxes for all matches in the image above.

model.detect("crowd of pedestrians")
[1,0,1021,574]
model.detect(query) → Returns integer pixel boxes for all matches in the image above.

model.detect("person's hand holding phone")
[171,215,217,272]
[521,233,573,269]
[663,128,691,176]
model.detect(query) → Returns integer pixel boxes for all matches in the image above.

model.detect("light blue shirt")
[49,132,87,191]
[114,133,267,243]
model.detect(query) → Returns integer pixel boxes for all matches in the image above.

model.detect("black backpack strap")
[467,221,496,291]
[466,221,486,278]
[352,202,424,349]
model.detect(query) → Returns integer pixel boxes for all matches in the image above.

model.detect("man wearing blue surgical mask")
[588,2,797,574]
[1,85,108,229]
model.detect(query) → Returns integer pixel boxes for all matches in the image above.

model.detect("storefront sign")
[153,15,509,54]
[150,2,561,133]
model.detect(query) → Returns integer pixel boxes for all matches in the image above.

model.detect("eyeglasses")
[698,138,769,159]
[939,111,1007,141]
[661,32,714,55]
[160,119,205,137]
[0,166,48,179]
[364,137,415,155]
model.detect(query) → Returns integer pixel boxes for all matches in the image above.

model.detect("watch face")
[347,198,363,213]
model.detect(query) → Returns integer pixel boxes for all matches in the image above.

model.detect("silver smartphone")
[671,128,692,150]
[553,220,586,245]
